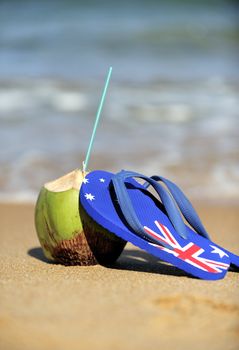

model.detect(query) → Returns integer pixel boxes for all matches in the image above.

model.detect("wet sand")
[0,203,239,350]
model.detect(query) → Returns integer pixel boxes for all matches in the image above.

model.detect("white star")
[84,193,95,201]
[99,178,105,183]
[210,245,229,258]
[82,178,89,184]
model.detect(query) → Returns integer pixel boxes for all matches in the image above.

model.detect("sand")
[0,202,239,350]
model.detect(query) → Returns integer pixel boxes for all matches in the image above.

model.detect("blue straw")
[83,67,112,173]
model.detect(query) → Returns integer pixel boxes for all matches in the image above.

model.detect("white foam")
[0,90,31,113]
[0,80,88,117]
[51,91,87,112]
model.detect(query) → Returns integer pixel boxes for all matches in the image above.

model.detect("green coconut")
[35,169,126,265]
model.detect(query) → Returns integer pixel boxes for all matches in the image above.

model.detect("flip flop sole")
[80,170,230,280]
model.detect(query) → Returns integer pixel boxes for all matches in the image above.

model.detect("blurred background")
[0,0,238,202]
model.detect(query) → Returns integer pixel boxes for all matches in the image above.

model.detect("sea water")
[0,0,238,202]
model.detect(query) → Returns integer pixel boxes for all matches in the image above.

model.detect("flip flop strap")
[111,170,189,249]
[147,175,210,239]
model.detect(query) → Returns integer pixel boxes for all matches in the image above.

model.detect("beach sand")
[0,202,239,350]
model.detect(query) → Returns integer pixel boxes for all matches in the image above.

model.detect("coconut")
[34,169,126,266]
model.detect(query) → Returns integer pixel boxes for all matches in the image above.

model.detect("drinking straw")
[83,66,112,173]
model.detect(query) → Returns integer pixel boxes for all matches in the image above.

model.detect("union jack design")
[144,221,229,273]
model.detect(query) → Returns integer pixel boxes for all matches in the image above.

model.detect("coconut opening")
[44,169,85,192]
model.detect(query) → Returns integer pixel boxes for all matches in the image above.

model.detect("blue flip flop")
[143,174,239,271]
[79,170,231,280]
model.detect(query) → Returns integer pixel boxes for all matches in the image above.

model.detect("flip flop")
[142,174,239,270]
[79,170,230,280]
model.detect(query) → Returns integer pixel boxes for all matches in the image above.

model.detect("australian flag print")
[80,170,231,280]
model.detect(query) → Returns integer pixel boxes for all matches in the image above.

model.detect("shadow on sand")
[28,246,191,277]
[110,248,191,277]
[28,247,54,264]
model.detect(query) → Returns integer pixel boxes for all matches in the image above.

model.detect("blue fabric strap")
[146,175,210,239]
[110,170,190,249]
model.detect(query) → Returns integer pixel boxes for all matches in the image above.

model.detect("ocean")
[0,0,239,202]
